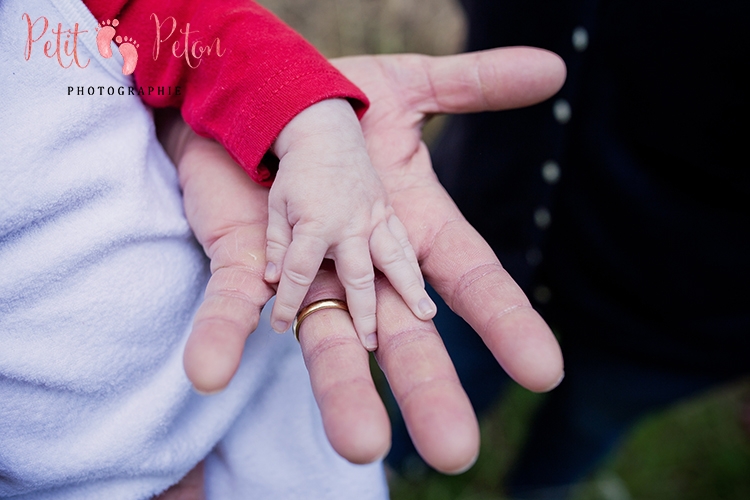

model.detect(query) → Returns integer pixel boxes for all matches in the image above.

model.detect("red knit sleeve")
[84,0,369,185]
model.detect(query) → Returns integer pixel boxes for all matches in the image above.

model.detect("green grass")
[389,379,750,500]
[387,383,542,500]
[596,380,750,500]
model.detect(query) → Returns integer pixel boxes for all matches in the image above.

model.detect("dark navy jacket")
[432,0,750,376]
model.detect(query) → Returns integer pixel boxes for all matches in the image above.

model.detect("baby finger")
[334,237,378,350]
[370,221,436,321]
[271,234,328,333]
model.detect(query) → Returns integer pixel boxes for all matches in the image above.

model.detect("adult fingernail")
[545,370,565,392]
[372,444,392,463]
[272,320,289,333]
[365,333,378,351]
[264,262,277,281]
[418,298,436,318]
[193,386,223,396]
[446,451,479,476]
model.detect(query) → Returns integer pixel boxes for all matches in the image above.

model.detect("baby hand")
[265,98,436,349]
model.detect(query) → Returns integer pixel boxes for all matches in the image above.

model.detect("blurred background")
[258,1,750,498]
[257,0,466,58]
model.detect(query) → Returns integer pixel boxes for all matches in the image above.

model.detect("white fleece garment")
[0,0,387,498]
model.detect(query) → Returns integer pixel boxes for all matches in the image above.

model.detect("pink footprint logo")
[96,19,139,75]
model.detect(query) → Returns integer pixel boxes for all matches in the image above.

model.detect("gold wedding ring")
[293,299,349,341]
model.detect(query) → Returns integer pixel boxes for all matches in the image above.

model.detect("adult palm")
[317,48,567,473]
[176,47,566,477]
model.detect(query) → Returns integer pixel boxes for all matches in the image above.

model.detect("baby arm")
[264,98,436,349]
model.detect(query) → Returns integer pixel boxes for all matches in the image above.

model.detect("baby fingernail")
[365,333,378,350]
[264,262,277,280]
[418,298,436,318]
[272,320,289,333]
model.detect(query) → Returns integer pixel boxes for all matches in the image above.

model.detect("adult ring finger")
[293,299,349,341]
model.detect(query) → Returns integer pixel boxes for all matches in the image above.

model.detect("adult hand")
[307,47,566,473]
[174,47,566,474]
[332,47,566,392]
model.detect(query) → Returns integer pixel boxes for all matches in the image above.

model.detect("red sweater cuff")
[84,0,369,185]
